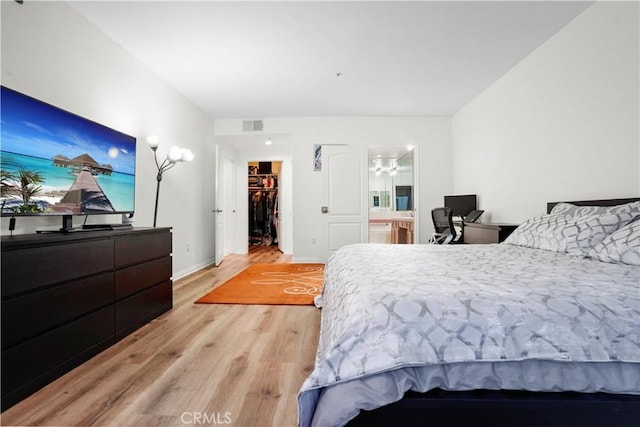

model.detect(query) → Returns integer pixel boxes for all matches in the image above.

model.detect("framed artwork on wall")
[314,144,322,171]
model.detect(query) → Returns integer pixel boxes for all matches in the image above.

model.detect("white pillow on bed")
[550,201,640,217]
[503,212,638,256]
[588,220,640,266]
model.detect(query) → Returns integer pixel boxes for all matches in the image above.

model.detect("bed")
[298,198,640,427]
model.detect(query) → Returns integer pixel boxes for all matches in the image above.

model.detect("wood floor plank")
[1,246,320,427]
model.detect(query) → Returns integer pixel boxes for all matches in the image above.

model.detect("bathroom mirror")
[368,148,413,211]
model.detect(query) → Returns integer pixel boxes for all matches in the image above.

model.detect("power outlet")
[186,243,191,252]
[311,237,316,244]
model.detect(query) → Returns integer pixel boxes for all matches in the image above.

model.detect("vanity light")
[265,138,272,145]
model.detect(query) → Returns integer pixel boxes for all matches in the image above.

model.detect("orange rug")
[195,263,324,305]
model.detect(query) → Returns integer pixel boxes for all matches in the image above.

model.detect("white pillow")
[588,220,640,266]
[550,201,640,217]
[503,212,638,256]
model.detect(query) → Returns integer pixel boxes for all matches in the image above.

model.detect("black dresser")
[1,227,172,410]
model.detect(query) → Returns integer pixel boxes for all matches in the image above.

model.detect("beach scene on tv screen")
[0,88,136,215]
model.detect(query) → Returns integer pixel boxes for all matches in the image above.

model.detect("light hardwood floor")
[1,246,321,427]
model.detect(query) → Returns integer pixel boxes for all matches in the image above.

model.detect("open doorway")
[248,160,282,252]
[368,146,416,244]
[214,134,293,259]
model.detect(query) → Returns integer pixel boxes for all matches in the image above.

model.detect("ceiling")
[68,1,592,119]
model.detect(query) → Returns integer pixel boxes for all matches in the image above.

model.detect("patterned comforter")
[298,243,640,427]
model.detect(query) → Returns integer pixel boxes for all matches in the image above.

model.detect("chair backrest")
[431,207,456,238]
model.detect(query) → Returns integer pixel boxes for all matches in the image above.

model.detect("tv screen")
[444,194,477,218]
[1,86,136,217]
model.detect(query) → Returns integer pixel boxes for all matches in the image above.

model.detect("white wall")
[452,1,639,223]
[1,1,216,278]
[215,117,452,262]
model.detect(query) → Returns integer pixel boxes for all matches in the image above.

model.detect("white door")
[276,167,283,253]
[213,144,225,266]
[321,145,368,261]
[223,157,236,257]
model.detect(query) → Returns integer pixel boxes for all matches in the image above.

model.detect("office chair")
[430,207,457,244]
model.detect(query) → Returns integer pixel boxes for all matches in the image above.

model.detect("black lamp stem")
[149,141,187,227]
[153,173,162,227]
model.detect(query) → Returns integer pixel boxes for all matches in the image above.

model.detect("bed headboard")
[546,197,640,214]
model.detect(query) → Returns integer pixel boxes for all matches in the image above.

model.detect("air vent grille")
[242,120,264,132]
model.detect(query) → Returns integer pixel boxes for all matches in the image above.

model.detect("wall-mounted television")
[1,86,136,231]
[444,194,477,218]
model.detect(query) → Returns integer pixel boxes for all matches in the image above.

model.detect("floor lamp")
[147,135,194,227]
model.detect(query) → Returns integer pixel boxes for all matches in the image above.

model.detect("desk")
[463,222,518,244]
[391,219,414,244]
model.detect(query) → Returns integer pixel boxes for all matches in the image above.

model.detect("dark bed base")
[546,197,640,213]
[345,197,640,427]
[346,389,640,427]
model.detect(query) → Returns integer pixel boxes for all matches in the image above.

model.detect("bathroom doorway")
[368,146,416,244]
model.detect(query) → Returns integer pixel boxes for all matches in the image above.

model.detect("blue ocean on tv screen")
[1,87,136,214]
[1,152,134,212]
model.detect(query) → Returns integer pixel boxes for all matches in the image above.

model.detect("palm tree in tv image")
[0,162,46,213]
[17,168,45,212]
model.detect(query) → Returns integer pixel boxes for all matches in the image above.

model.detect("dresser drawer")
[1,306,114,405]
[1,240,114,297]
[115,280,172,340]
[2,272,114,349]
[114,231,172,269]
[115,256,172,300]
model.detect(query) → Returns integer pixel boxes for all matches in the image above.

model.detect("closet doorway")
[248,161,282,253]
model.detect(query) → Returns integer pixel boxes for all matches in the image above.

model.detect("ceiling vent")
[242,119,264,132]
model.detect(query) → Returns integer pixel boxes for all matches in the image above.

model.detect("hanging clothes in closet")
[249,189,278,245]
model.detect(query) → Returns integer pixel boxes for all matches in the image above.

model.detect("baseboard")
[174,258,216,280]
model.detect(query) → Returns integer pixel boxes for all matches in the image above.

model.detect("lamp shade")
[168,146,183,162]
[182,149,194,162]
[146,135,160,148]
